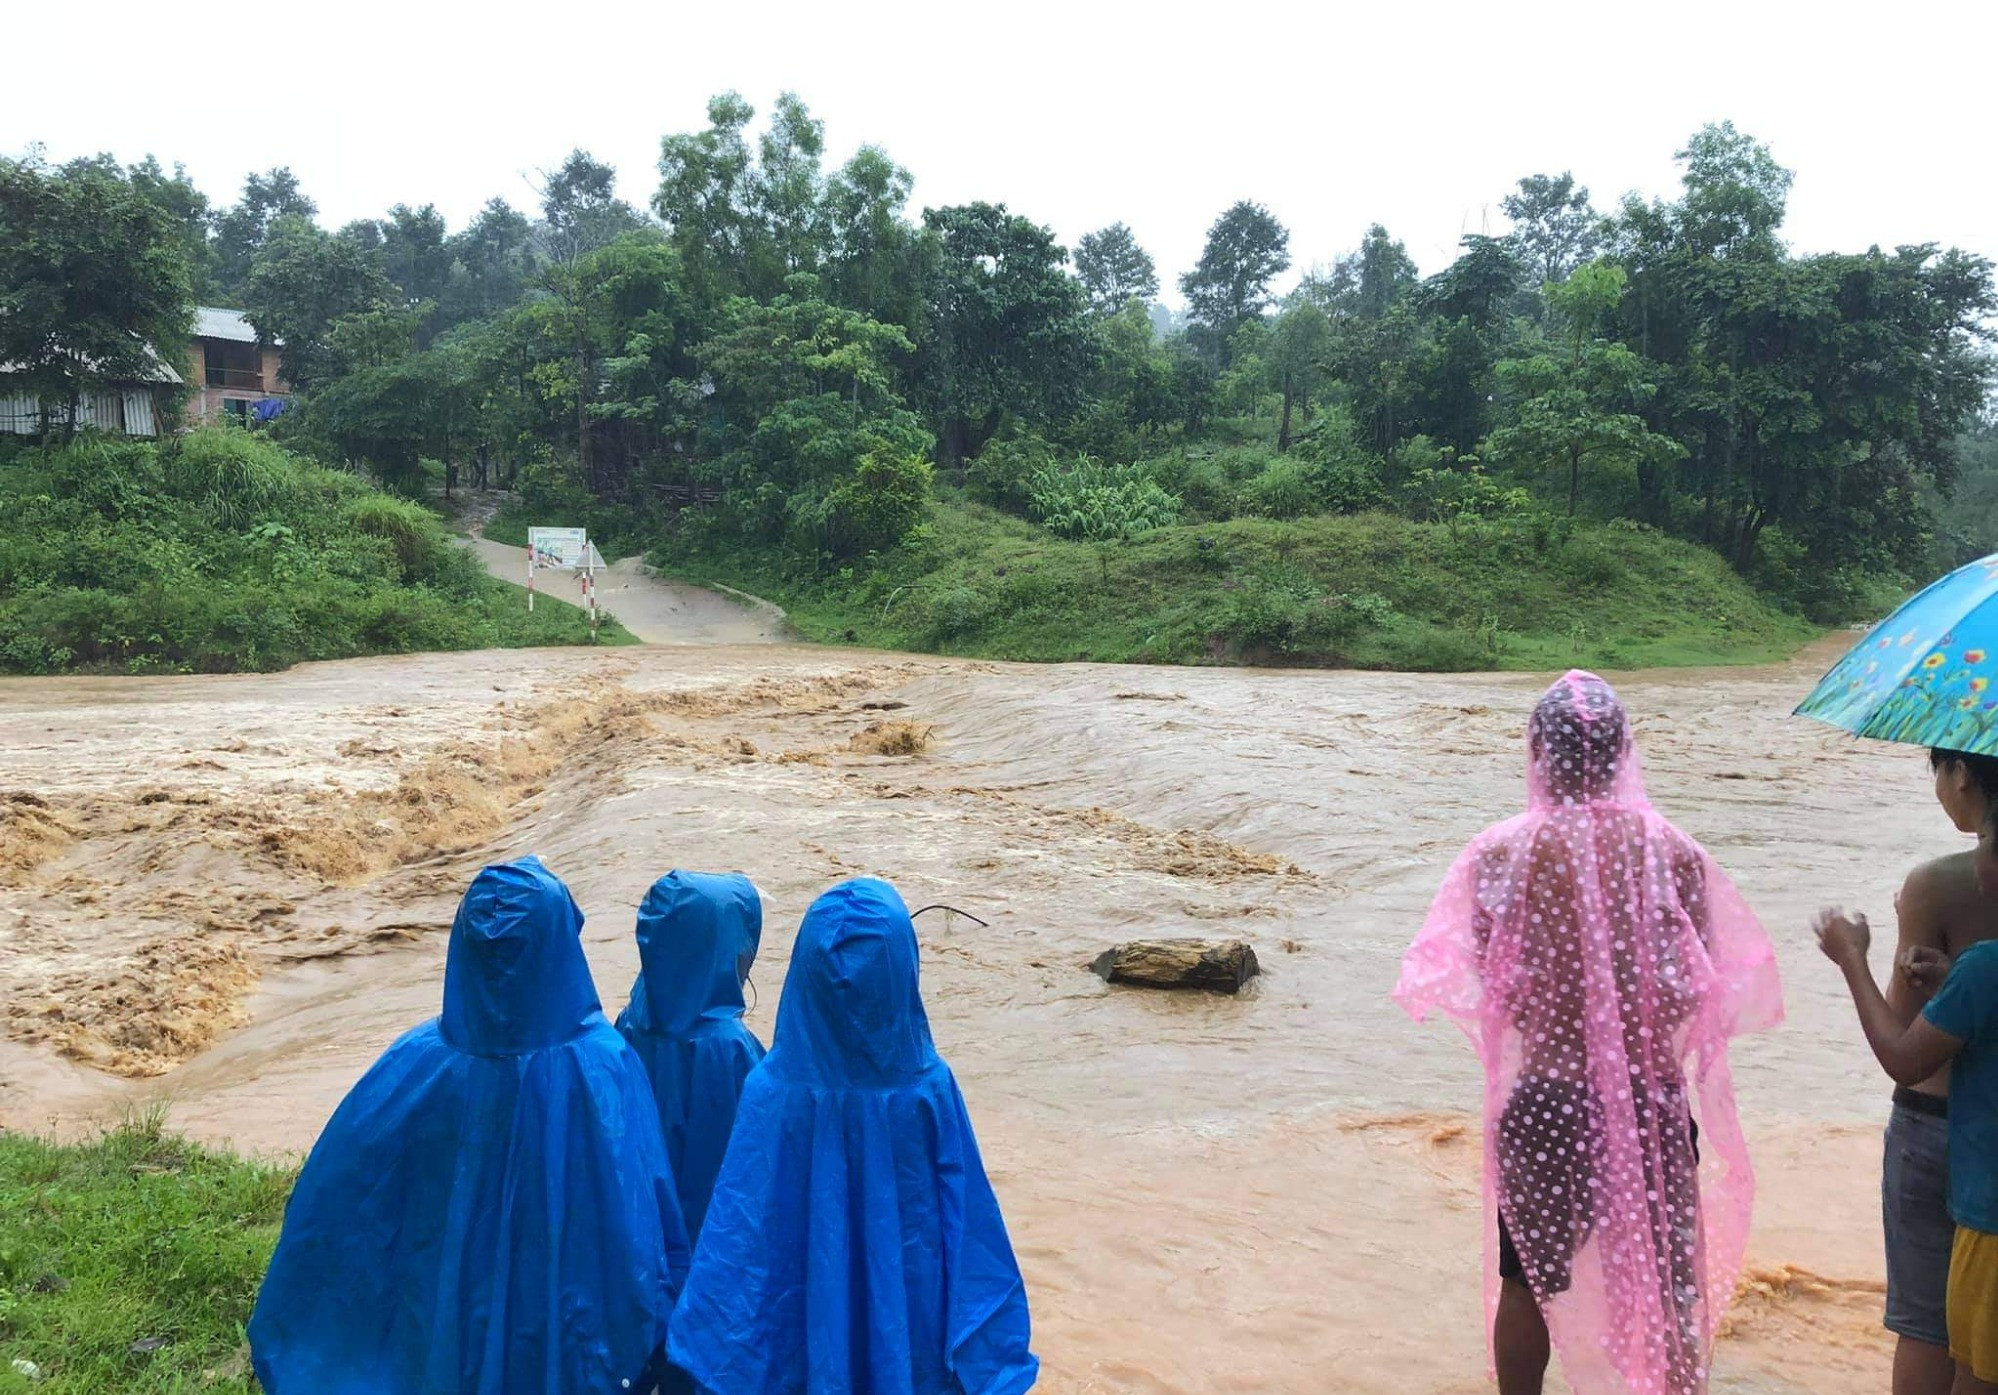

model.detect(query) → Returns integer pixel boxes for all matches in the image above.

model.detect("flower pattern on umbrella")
[1796,555,1998,754]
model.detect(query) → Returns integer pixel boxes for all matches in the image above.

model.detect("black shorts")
[1496,1080,1699,1293]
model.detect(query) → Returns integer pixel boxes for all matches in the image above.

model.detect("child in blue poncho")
[249,856,690,1395]
[615,870,766,1242]
[669,877,1039,1395]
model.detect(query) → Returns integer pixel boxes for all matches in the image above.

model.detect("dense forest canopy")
[4,101,1993,625]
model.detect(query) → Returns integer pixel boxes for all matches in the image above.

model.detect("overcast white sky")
[7,0,1993,304]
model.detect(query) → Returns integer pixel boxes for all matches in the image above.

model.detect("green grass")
[657,497,1818,672]
[0,431,634,675]
[0,1117,293,1395]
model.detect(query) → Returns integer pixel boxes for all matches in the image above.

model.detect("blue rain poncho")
[668,878,1038,1395]
[249,856,690,1395]
[615,870,766,1240]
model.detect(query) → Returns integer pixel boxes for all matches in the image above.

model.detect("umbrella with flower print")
[1796,554,1998,754]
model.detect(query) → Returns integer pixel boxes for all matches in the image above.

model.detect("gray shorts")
[1883,1096,1953,1348]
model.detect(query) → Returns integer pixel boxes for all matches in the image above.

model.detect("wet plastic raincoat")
[615,869,766,1241]
[1397,673,1782,1395]
[668,877,1038,1395]
[248,856,690,1395]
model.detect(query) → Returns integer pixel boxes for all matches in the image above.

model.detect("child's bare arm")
[1887,864,1951,1025]
[1817,909,1964,1087]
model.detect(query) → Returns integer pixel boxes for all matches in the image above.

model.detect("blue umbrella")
[1795,553,1998,754]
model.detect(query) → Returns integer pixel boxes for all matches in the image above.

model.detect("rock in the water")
[1090,938,1260,994]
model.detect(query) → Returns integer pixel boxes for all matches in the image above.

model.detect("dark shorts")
[1497,1079,1699,1294]
[1883,1091,1953,1348]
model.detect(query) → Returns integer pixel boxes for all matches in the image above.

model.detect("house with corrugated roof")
[0,306,290,437]
[187,307,289,425]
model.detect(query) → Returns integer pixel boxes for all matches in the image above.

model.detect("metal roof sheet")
[195,306,260,342]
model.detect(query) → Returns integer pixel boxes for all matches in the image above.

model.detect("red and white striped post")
[526,549,535,612]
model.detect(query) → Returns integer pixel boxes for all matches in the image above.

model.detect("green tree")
[1351,224,1419,320]
[441,198,534,326]
[244,216,396,391]
[917,202,1092,468]
[213,167,315,299]
[699,274,931,559]
[1502,173,1600,285]
[0,153,193,436]
[753,93,829,289]
[655,93,762,314]
[125,155,216,301]
[1486,261,1681,517]
[518,232,692,494]
[1074,223,1159,313]
[821,145,922,330]
[311,344,479,490]
[1269,302,1332,451]
[537,149,648,265]
[373,203,453,314]
[1673,120,1793,259]
[1180,201,1291,348]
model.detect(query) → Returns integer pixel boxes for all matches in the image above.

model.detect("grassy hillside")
[659,497,1816,672]
[0,430,632,676]
[0,1118,289,1395]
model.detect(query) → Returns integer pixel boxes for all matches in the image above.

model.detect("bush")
[1240,456,1321,519]
[967,432,1059,513]
[163,428,299,527]
[341,494,439,578]
[813,449,933,562]
[0,432,625,675]
[1027,457,1181,541]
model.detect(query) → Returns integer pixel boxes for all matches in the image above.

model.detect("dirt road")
[463,536,788,646]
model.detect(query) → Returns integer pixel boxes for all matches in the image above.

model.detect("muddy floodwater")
[0,631,1943,1393]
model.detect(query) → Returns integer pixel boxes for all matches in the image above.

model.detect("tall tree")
[374,203,452,313]
[244,216,396,391]
[213,167,316,299]
[1486,261,1680,517]
[1421,234,1526,327]
[1268,302,1331,452]
[537,149,647,265]
[1672,120,1793,259]
[917,202,1093,467]
[655,93,761,312]
[1180,201,1291,346]
[821,145,921,330]
[442,198,534,326]
[1352,223,1419,319]
[0,154,194,435]
[126,156,216,301]
[753,93,829,288]
[1502,173,1600,285]
[1074,223,1159,313]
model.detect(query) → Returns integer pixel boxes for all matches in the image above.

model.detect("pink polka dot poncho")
[1397,672,1784,1394]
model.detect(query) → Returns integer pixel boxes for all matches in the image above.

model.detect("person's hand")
[1898,945,1954,994]
[1814,908,1871,969]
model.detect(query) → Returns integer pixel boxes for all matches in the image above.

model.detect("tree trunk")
[1567,443,1581,517]
[1277,370,1295,453]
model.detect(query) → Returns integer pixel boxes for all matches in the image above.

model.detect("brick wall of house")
[186,337,291,424]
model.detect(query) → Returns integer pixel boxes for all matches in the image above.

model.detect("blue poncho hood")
[615,870,765,1240]
[668,877,1038,1395]
[624,870,762,1036]
[441,856,601,1053]
[250,856,689,1395]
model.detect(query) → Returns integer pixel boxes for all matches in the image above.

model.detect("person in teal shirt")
[1820,818,1998,1395]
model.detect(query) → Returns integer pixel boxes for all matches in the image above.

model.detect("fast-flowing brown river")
[0,628,1942,1393]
